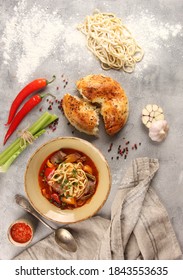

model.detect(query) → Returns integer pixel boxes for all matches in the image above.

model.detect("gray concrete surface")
[0,0,183,259]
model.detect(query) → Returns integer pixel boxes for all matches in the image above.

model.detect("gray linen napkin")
[14,157,182,260]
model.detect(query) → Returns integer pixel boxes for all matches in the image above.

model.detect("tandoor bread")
[76,74,129,136]
[62,93,99,135]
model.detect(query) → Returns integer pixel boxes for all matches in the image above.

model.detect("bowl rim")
[24,136,111,224]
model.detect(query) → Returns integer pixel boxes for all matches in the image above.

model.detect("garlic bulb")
[149,120,169,142]
[142,104,164,128]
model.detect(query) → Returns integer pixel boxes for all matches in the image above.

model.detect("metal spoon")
[15,194,77,252]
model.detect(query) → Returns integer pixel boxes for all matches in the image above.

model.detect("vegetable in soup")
[38,148,98,209]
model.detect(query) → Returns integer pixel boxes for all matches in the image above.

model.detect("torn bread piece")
[76,74,129,135]
[62,93,99,136]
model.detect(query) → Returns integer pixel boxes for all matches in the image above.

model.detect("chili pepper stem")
[40,93,56,99]
[46,75,56,85]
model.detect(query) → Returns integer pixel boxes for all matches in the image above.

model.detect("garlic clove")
[159,129,166,135]
[152,104,158,111]
[148,120,169,142]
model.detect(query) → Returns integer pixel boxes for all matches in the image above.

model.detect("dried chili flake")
[48,105,52,110]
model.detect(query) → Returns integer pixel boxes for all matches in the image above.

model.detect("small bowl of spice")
[7,219,34,247]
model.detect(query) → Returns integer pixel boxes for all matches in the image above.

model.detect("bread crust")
[76,74,129,135]
[62,93,99,135]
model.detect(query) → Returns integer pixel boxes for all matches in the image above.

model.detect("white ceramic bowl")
[24,137,111,224]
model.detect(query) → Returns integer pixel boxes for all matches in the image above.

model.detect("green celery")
[0,112,58,172]
[0,129,46,172]
[0,112,48,162]
[0,111,57,162]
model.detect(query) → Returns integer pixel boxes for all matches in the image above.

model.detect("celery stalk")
[0,113,47,162]
[0,138,21,162]
[0,112,58,164]
[0,129,46,172]
[0,112,58,172]
[0,112,57,162]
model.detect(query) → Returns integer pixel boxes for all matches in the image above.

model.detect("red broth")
[38,148,98,210]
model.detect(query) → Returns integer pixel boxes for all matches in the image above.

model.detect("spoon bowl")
[54,228,77,252]
[15,194,77,252]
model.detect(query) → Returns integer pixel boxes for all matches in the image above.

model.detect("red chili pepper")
[44,167,55,180]
[5,76,56,126]
[51,193,61,204]
[3,93,55,145]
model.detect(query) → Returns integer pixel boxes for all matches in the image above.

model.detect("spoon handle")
[15,194,55,231]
